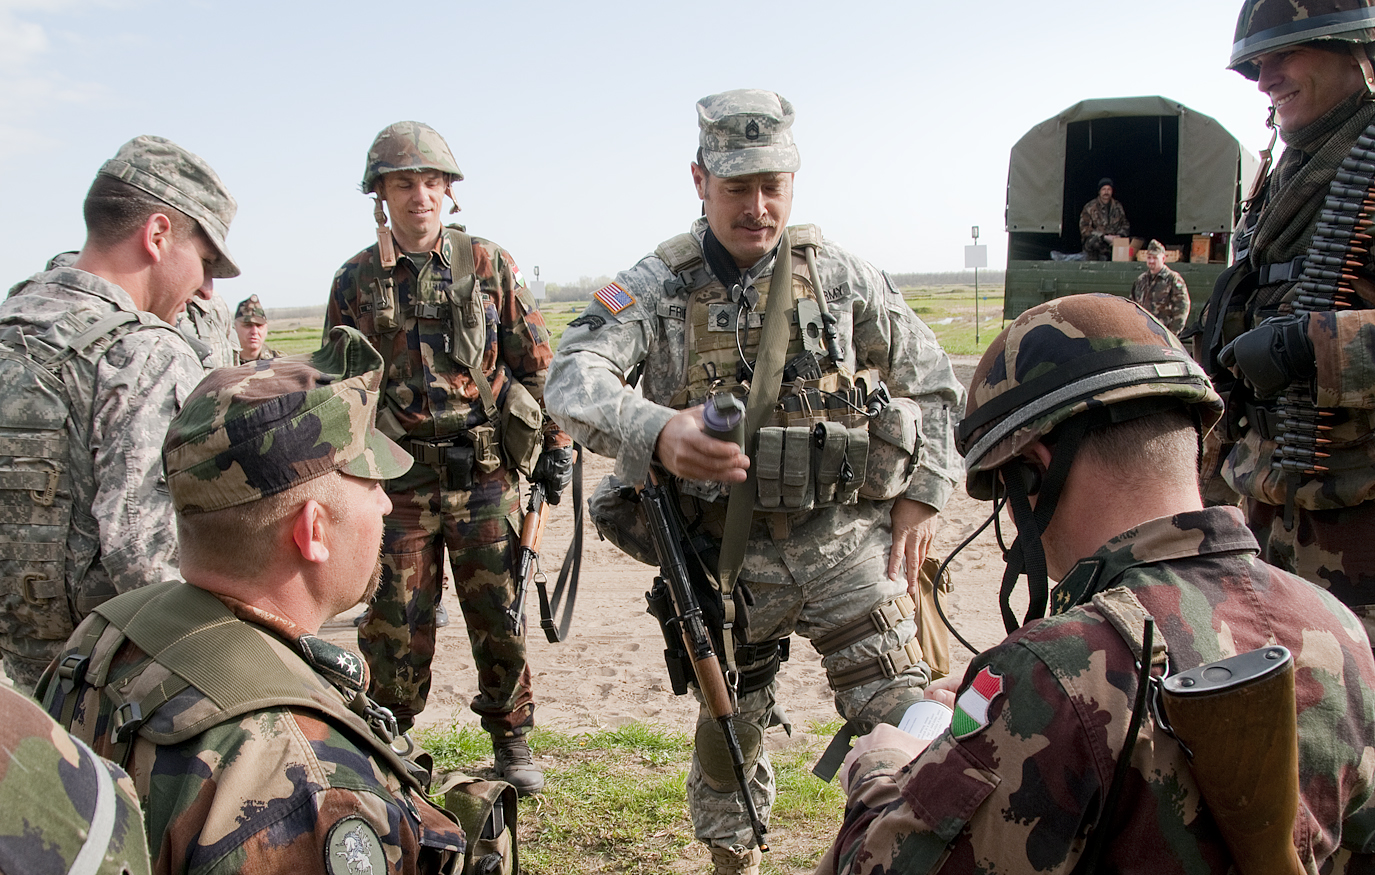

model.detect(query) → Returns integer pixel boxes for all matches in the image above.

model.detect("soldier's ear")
[291,500,330,564]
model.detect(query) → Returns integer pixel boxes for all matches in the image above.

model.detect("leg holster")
[813,593,923,692]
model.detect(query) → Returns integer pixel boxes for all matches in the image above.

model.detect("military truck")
[1005,96,1258,328]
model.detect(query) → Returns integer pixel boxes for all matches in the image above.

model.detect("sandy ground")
[317,355,1020,750]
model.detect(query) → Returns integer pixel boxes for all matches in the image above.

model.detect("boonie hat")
[696,89,801,178]
[163,326,411,513]
[235,294,267,325]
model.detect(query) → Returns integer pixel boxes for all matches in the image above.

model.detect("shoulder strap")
[655,233,703,273]
[91,582,427,792]
[1090,587,1168,668]
[788,223,823,250]
[445,229,499,421]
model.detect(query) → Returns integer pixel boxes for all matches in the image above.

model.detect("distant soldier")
[1130,239,1190,332]
[0,681,151,875]
[1197,0,1375,646]
[37,328,498,875]
[0,135,237,691]
[821,295,1375,874]
[179,287,239,368]
[325,121,572,795]
[1079,177,1129,260]
[234,294,281,361]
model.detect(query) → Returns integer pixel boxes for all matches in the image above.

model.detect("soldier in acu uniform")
[325,122,572,795]
[38,328,515,875]
[820,294,1375,874]
[0,681,151,875]
[0,136,237,691]
[178,288,239,369]
[545,89,963,874]
[1198,0,1375,651]
[1130,239,1191,332]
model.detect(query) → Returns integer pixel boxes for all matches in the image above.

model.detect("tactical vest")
[0,307,164,654]
[655,226,916,510]
[46,581,518,875]
[359,227,543,479]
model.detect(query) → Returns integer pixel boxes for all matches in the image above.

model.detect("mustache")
[733,218,777,230]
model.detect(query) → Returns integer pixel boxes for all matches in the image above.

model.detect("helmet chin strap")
[1353,44,1375,95]
[996,415,1094,634]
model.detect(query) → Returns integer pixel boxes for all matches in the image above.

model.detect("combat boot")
[492,734,544,796]
[708,845,761,875]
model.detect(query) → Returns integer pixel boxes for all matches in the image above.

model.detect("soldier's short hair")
[82,176,200,248]
[1077,408,1199,484]
[176,471,352,577]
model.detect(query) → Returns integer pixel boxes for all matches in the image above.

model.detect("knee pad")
[695,717,764,792]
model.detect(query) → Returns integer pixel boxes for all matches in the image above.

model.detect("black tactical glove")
[531,446,575,505]
[1218,314,1315,399]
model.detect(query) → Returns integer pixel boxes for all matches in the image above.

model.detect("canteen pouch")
[859,397,922,500]
[499,381,543,478]
[438,773,519,875]
[588,474,658,566]
[466,423,502,476]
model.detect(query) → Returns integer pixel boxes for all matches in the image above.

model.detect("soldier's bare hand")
[888,498,938,598]
[655,408,749,483]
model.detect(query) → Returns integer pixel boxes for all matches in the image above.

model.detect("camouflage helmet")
[957,294,1222,501]
[361,121,463,194]
[1229,0,1375,80]
[162,325,412,514]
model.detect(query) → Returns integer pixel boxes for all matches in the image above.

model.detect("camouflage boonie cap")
[234,294,267,325]
[1145,239,1167,254]
[97,135,240,279]
[956,294,1222,501]
[361,121,463,194]
[1230,0,1375,79]
[696,89,801,178]
[163,326,412,513]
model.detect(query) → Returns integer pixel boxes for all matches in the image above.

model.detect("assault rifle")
[507,482,547,636]
[641,469,769,852]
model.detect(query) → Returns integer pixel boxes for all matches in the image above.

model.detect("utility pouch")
[447,279,485,371]
[438,772,520,875]
[467,423,502,476]
[860,397,922,500]
[813,421,849,505]
[500,381,543,478]
[754,426,815,511]
[588,475,657,566]
[444,444,476,491]
[646,576,692,696]
[369,277,399,334]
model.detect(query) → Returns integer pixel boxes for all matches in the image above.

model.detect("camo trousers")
[686,527,930,851]
[1248,498,1375,655]
[358,463,535,736]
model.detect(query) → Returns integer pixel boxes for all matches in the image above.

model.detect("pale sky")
[0,0,1272,309]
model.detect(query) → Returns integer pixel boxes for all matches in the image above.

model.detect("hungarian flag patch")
[594,281,634,314]
[952,666,1003,738]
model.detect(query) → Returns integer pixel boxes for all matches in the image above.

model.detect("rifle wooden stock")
[641,470,769,851]
[1161,646,1303,875]
[507,484,547,634]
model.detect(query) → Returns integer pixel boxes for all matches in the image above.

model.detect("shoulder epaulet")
[1090,586,1168,668]
[655,233,702,274]
[788,223,823,250]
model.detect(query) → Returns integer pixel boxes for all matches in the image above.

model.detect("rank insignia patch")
[594,282,634,314]
[952,666,1003,738]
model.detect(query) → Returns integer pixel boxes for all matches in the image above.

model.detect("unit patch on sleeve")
[952,666,1004,738]
[594,282,635,314]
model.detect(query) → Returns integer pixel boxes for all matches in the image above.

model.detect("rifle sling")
[538,444,583,642]
[717,230,794,676]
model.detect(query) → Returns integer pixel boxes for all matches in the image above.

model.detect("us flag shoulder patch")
[952,666,1004,738]
[594,282,634,314]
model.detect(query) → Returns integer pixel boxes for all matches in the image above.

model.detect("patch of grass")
[539,300,589,351]
[901,284,1005,357]
[416,720,845,874]
[265,324,327,356]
